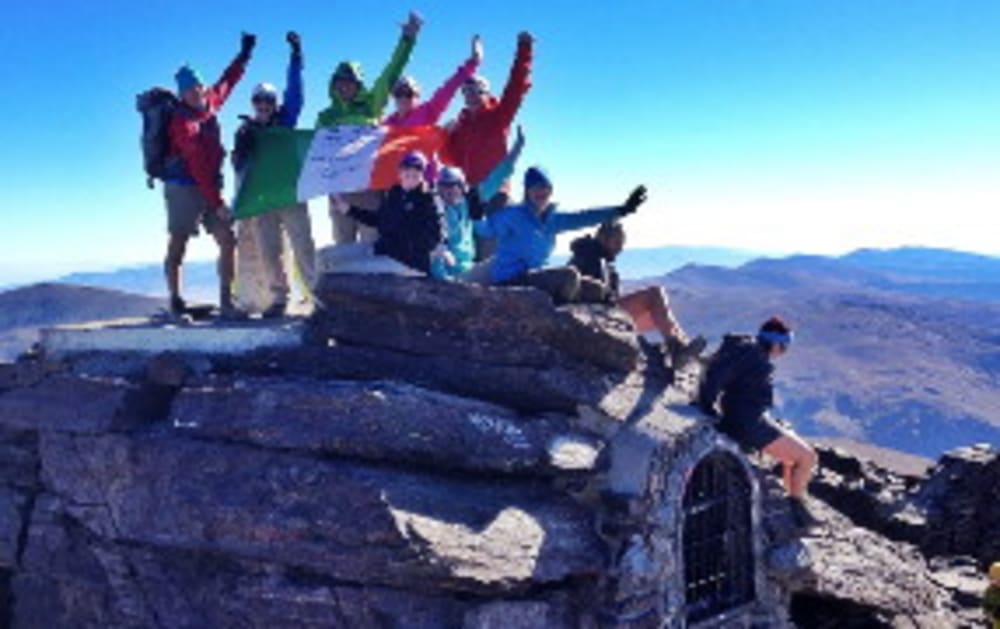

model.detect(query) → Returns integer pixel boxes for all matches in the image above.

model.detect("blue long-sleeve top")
[476,202,620,283]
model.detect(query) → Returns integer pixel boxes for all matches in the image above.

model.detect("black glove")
[239,32,257,59]
[287,31,302,56]
[619,185,647,216]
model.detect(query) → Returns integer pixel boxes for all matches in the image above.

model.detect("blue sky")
[2,0,999,284]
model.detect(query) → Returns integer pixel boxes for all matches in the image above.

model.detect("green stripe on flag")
[234,127,316,219]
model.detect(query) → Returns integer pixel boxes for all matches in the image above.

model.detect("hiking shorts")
[164,182,221,237]
[718,414,784,452]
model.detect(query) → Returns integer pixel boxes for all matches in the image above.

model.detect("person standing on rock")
[164,33,256,319]
[697,317,820,529]
[317,11,423,245]
[472,167,648,304]
[985,562,1000,629]
[323,151,447,276]
[568,222,706,368]
[232,32,316,319]
[435,125,525,281]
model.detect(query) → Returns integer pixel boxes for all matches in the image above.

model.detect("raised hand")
[287,31,302,55]
[240,32,257,57]
[471,35,484,63]
[518,31,534,46]
[620,185,648,216]
[512,124,526,155]
[402,11,424,38]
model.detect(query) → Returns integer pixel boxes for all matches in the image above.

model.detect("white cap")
[252,82,279,102]
[437,166,467,188]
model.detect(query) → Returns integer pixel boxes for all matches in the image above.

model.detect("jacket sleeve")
[494,39,533,130]
[347,206,380,227]
[370,34,417,116]
[476,133,523,201]
[170,117,224,208]
[550,207,618,234]
[474,211,499,239]
[280,52,305,128]
[209,53,249,111]
[421,57,479,125]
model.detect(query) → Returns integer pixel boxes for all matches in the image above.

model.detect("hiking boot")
[169,295,187,317]
[261,302,287,320]
[671,335,708,369]
[789,497,822,533]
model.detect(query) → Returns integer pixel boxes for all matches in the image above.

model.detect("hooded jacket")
[698,335,775,422]
[232,51,304,174]
[166,53,248,208]
[444,39,531,186]
[475,201,619,283]
[348,184,444,273]
[315,35,415,127]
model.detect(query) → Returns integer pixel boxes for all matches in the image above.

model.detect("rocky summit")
[0,275,994,628]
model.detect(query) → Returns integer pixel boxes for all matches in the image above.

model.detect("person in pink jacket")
[383,35,483,128]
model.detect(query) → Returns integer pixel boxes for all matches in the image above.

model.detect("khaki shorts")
[164,182,221,237]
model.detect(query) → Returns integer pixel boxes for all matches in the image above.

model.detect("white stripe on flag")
[297,125,389,200]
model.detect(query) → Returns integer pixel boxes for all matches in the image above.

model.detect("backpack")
[136,88,179,188]
[699,334,757,394]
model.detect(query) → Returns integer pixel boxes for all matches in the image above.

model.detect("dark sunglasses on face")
[394,90,416,99]
[253,97,276,106]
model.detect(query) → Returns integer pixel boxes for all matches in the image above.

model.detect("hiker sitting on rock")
[317,11,423,245]
[697,317,820,529]
[985,562,1000,629]
[163,33,256,319]
[323,151,447,276]
[232,32,316,319]
[568,221,706,368]
[434,126,525,281]
[471,167,648,304]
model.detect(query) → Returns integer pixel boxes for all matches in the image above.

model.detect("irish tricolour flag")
[234,125,446,219]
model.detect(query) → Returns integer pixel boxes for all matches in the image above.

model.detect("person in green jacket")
[985,562,1000,629]
[318,11,423,244]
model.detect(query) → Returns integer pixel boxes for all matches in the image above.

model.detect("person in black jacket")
[323,151,448,275]
[698,317,819,528]
[568,221,705,367]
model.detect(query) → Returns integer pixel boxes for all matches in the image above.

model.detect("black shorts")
[718,414,784,451]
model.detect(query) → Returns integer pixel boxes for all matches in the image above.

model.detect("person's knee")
[802,444,819,469]
[165,236,187,266]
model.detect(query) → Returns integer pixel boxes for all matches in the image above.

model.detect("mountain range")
[0,245,996,459]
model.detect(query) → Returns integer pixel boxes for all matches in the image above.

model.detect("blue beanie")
[524,166,552,190]
[175,65,204,94]
[399,150,428,171]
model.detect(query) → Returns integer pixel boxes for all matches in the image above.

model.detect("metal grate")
[682,451,755,624]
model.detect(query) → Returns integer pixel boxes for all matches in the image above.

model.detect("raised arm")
[477,125,525,201]
[370,12,421,115]
[494,32,533,130]
[280,32,304,127]
[210,33,255,109]
[421,36,482,124]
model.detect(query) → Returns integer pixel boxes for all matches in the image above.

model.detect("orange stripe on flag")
[369,125,448,190]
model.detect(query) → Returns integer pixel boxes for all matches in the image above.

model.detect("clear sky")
[2,0,999,284]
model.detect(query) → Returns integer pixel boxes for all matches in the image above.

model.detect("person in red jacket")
[163,33,255,318]
[444,32,533,188]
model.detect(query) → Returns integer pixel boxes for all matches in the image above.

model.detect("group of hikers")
[142,13,819,527]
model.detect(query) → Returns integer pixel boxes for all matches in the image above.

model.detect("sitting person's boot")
[638,337,670,376]
[788,496,822,532]
[666,335,707,369]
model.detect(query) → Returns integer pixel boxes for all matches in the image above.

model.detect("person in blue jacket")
[232,32,315,318]
[433,126,525,281]
[474,167,647,303]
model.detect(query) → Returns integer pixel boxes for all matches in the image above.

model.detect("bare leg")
[165,234,189,301]
[619,286,684,339]
[762,432,818,498]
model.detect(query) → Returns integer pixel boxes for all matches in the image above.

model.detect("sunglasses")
[393,90,416,99]
[252,97,276,105]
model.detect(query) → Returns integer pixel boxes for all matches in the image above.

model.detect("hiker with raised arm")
[322,151,446,276]
[697,317,820,529]
[160,33,255,319]
[434,125,525,281]
[568,222,706,367]
[232,32,315,318]
[317,11,423,244]
[473,167,648,303]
